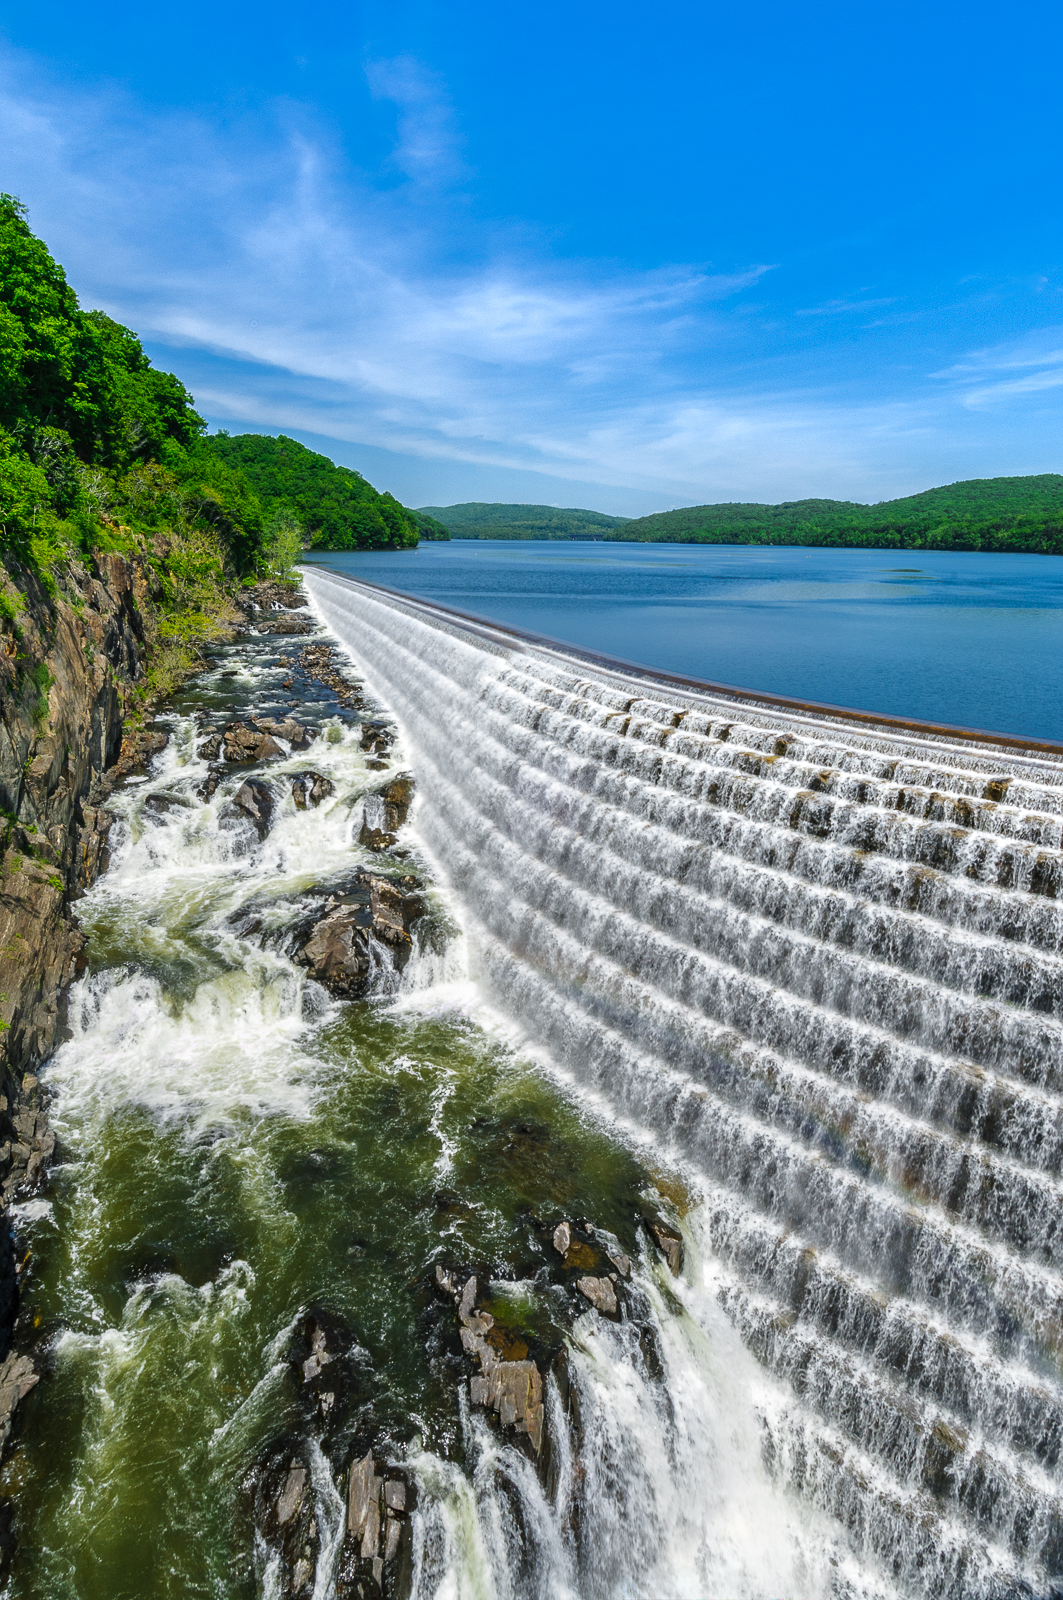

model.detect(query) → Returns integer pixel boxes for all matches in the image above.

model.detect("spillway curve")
[305,565,1063,1600]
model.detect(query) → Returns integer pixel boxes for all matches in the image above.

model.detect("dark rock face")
[0,547,183,1444]
[231,780,275,839]
[293,875,426,997]
[359,775,414,852]
[291,772,334,810]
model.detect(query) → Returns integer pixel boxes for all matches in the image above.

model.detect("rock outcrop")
[0,551,256,1455]
[244,1306,414,1600]
[436,1268,545,1454]
[296,643,366,712]
[359,775,414,852]
[291,772,334,809]
[293,874,426,997]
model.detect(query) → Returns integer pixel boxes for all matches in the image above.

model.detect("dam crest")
[306,565,1063,1600]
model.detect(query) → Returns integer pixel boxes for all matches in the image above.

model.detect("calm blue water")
[302,541,1063,742]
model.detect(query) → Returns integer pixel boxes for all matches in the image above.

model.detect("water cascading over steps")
[306,566,1063,1600]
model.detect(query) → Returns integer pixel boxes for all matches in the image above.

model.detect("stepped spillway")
[306,566,1063,1599]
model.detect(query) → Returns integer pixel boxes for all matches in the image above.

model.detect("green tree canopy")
[206,432,418,551]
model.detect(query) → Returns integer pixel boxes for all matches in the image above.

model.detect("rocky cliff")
[0,548,219,1443]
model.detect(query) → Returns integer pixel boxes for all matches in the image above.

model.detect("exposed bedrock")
[290,872,427,997]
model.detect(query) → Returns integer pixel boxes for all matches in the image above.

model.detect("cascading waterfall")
[306,566,1063,1600]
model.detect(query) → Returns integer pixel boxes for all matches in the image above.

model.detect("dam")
[304,565,1063,1599]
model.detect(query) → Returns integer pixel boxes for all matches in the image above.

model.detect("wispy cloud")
[0,45,1059,509]
[796,296,897,316]
[365,55,465,184]
[932,328,1063,408]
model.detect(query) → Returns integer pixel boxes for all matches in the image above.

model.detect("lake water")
[303,541,1063,742]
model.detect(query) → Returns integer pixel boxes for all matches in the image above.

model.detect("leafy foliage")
[419,502,630,539]
[408,508,451,541]
[205,432,418,551]
[0,196,424,593]
[617,477,1063,551]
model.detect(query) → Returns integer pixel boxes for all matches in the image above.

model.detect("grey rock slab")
[277,1462,307,1526]
[577,1275,618,1315]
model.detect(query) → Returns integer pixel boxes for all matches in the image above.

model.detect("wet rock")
[651,1223,683,1276]
[0,1354,38,1454]
[295,642,367,712]
[245,1440,320,1600]
[359,720,394,760]
[143,791,192,816]
[197,732,223,761]
[291,772,334,810]
[359,774,414,852]
[605,1245,631,1279]
[75,802,115,889]
[576,1275,618,1316]
[436,1268,544,1455]
[295,903,372,996]
[293,874,425,997]
[232,780,274,839]
[112,727,169,779]
[339,1450,413,1599]
[223,722,283,763]
[277,1462,308,1525]
[254,613,314,636]
[253,716,317,750]
[197,768,223,802]
[552,1221,571,1257]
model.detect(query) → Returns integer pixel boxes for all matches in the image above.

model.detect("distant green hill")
[616,475,1063,553]
[207,433,418,551]
[408,508,451,541]
[418,502,631,539]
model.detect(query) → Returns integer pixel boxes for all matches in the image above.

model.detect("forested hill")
[205,433,420,551]
[419,502,631,539]
[0,194,423,598]
[616,476,1063,552]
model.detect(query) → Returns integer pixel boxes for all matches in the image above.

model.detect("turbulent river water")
[9,568,1063,1600]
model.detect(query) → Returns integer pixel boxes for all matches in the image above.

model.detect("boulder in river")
[223,722,284,763]
[232,779,274,839]
[291,772,334,810]
[359,774,414,852]
[576,1275,618,1316]
[293,874,425,996]
[253,715,317,750]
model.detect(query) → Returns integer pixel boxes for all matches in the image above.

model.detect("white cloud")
[0,46,1059,508]
[365,55,465,183]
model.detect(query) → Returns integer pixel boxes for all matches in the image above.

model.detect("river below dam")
[8,570,1063,1600]
[3,596,856,1600]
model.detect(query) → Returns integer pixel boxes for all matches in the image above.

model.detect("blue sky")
[1,0,1060,514]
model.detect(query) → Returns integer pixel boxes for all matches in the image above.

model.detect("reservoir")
[303,542,1063,743]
